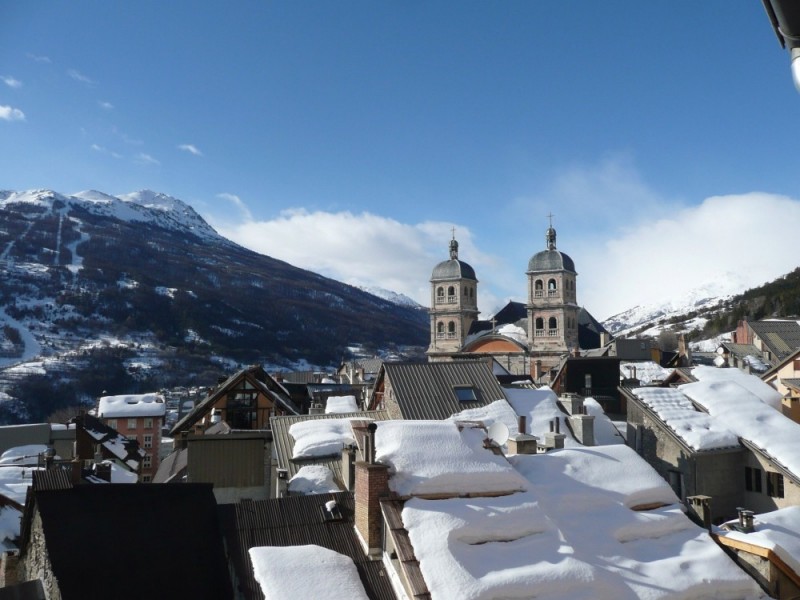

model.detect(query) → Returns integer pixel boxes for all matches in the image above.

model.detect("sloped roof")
[71,413,144,470]
[152,447,188,483]
[431,258,476,281]
[271,410,390,483]
[22,484,232,600]
[170,365,299,435]
[527,249,576,273]
[373,361,507,420]
[749,320,800,362]
[217,492,396,600]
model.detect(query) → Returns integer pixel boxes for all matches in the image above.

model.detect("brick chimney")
[687,495,712,531]
[354,423,389,557]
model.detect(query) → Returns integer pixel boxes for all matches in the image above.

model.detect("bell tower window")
[548,317,558,336]
[534,279,544,298]
[548,279,557,297]
[447,321,456,338]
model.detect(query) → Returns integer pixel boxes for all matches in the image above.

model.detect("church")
[426,221,610,380]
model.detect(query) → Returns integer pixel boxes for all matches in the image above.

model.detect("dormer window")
[453,386,477,402]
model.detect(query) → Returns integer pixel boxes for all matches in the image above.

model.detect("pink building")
[97,393,166,482]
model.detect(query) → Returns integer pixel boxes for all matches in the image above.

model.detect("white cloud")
[67,69,94,85]
[98,101,113,110]
[178,143,202,156]
[135,153,160,166]
[27,53,51,63]
[216,193,252,221]
[209,208,501,310]
[90,144,121,159]
[0,105,25,121]
[1,76,21,89]
[577,192,800,320]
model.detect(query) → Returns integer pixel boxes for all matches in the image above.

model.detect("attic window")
[453,386,478,402]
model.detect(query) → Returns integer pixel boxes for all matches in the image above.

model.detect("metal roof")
[378,360,507,420]
[152,447,187,483]
[217,492,397,600]
[749,320,800,362]
[430,258,476,281]
[271,410,390,483]
[25,484,232,600]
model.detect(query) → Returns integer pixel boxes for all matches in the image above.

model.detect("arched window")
[469,287,474,298]
[534,279,544,298]
[548,317,558,330]
[437,287,444,297]
[548,279,557,290]
[437,322,444,333]
[448,321,456,337]
[535,317,544,330]
[463,286,468,296]
[448,286,455,295]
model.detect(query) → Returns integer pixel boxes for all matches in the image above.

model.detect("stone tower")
[427,235,479,360]
[526,221,579,358]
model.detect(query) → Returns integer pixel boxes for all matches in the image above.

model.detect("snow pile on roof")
[325,395,359,414]
[0,445,49,466]
[98,393,165,418]
[621,361,672,384]
[447,399,520,438]
[290,418,365,459]
[375,421,528,497]
[496,323,527,343]
[690,365,782,410]
[288,465,340,494]
[632,387,739,451]
[583,398,625,445]
[719,506,800,576]
[249,545,369,600]
[88,461,138,484]
[400,441,762,600]
[503,385,578,447]
[0,465,38,505]
[680,374,800,476]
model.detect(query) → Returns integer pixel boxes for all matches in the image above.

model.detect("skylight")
[453,386,477,402]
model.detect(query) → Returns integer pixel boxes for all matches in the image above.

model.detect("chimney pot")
[518,415,527,435]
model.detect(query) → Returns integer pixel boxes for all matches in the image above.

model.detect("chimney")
[0,552,19,587]
[735,507,755,533]
[561,393,583,415]
[341,444,356,491]
[354,423,389,557]
[541,418,565,451]
[686,495,712,531]
[94,462,112,482]
[507,415,538,455]
[599,332,610,347]
[532,360,542,380]
[70,459,82,485]
[569,414,595,446]
[276,468,289,498]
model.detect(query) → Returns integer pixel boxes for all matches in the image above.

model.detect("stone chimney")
[540,418,565,451]
[354,423,389,557]
[507,415,538,455]
[560,393,583,415]
[341,444,356,491]
[687,495,712,531]
[569,413,595,446]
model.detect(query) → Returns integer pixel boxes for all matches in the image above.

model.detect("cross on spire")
[547,212,554,228]
[451,226,456,240]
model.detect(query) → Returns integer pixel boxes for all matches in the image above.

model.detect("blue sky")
[2,2,800,321]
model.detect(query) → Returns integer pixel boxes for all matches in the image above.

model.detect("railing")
[435,296,457,304]
[534,290,543,298]
[547,289,558,297]
[534,330,545,337]
[548,329,559,336]
[447,332,457,339]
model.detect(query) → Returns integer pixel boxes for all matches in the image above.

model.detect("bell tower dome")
[427,231,479,360]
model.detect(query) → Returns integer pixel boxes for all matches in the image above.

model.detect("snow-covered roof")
[375,420,528,498]
[680,366,800,478]
[248,545,370,600]
[719,506,800,577]
[398,443,761,599]
[620,361,673,384]
[288,465,341,495]
[0,444,50,466]
[325,395,359,414]
[503,385,579,447]
[289,418,367,459]
[631,387,739,451]
[98,393,165,418]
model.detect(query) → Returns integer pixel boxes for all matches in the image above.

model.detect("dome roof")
[431,259,476,281]
[431,236,477,281]
[527,223,575,273]
[527,249,575,273]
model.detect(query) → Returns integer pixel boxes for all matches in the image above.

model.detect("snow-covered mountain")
[0,189,428,422]
[602,272,754,337]
[358,285,422,309]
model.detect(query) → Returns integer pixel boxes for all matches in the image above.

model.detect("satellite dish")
[487,422,510,446]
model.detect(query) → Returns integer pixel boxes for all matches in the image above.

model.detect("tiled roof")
[379,361,506,420]
[271,410,390,483]
[780,378,800,392]
[217,492,397,600]
[24,484,232,600]
[749,320,800,362]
